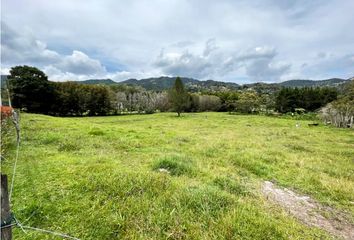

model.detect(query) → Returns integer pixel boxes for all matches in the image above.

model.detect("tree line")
[6,66,222,116]
[275,87,338,113]
[5,66,351,124]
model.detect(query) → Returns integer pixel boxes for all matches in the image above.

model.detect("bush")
[319,80,354,128]
[235,91,261,113]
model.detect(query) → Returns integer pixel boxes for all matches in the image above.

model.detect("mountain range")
[117,77,240,91]
[78,76,351,92]
[278,78,348,88]
[1,75,351,92]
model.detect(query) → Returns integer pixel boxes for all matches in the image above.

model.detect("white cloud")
[1,22,60,65]
[1,22,114,81]
[155,43,291,82]
[0,67,11,75]
[155,48,213,79]
[203,38,218,57]
[236,47,291,82]
[1,0,354,83]
[57,51,106,75]
[244,59,290,82]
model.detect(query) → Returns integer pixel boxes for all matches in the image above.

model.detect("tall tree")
[8,65,54,113]
[168,77,190,116]
[236,91,261,113]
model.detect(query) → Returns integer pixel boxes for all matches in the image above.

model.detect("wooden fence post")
[1,174,12,240]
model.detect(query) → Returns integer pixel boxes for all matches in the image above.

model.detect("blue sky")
[1,0,354,83]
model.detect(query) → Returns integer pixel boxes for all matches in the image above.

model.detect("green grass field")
[2,112,354,239]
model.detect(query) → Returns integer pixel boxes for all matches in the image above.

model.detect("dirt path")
[262,181,354,240]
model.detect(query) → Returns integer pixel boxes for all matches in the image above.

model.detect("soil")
[262,181,354,240]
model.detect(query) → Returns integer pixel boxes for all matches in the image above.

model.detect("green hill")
[77,78,118,85]
[119,76,240,91]
[3,74,351,92]
[279,78,348,88]
[77,76,350,91]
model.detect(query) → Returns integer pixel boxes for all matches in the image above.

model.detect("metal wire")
[8,110,20,202]
[21,225,81,240]
[3,82,80,240]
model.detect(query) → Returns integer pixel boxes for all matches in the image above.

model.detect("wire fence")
[1,85,81,239]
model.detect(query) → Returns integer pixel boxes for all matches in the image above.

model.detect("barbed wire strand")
[0,223,17,229]
[1,222,81,240]
[14,216,27,234]
[21,225,81,240]
[8,110,20,202]
[5,82,21,202]
[4,84,80,240]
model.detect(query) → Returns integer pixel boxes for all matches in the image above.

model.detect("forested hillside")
[2,74,350,93]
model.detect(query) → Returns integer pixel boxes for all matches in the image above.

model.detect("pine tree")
[168,77,190,116]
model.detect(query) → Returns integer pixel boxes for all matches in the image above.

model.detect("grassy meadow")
[2,112,354,239]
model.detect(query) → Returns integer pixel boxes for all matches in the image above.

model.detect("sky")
[1,0,354,83]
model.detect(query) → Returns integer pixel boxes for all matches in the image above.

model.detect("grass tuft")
[88,127,105,136]
[58,142,81,152]
[41,133,61,145]
[213,176,249,196]
[152,155,195,176]
[180,185,234,217]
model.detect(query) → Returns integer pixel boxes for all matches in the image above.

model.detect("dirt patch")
[262,181,354,240]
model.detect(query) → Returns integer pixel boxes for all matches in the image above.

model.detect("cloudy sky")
[1,0,354,83]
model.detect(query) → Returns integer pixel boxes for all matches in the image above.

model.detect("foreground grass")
[2,112,353,239]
